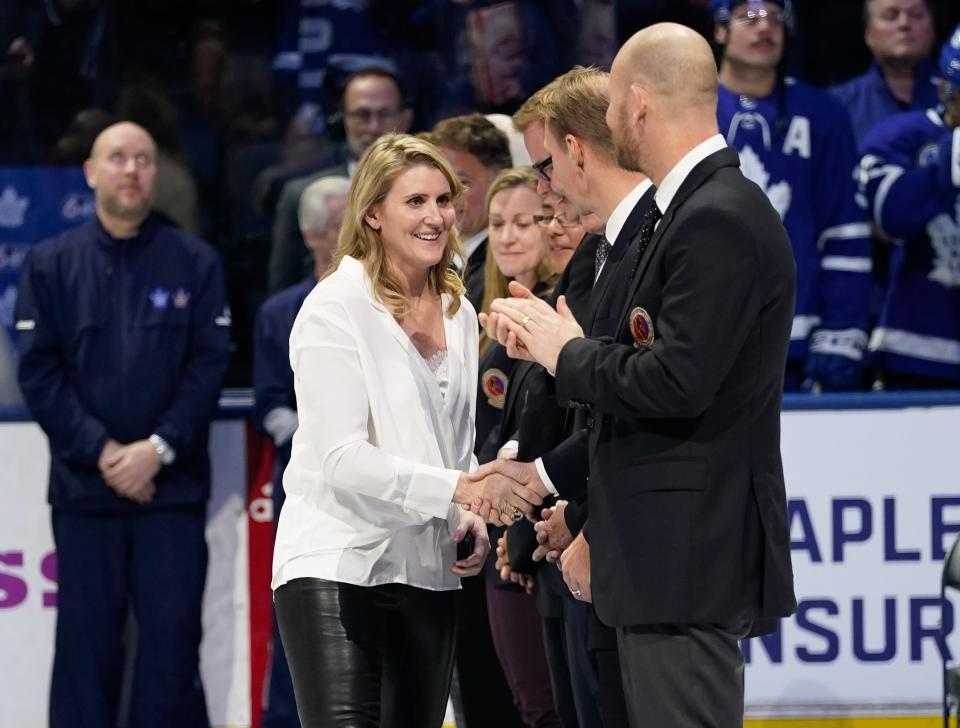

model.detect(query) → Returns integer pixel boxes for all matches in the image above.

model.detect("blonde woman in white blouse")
[272,134,545,728]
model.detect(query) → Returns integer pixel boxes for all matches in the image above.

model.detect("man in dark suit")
[474,67,655,728]
[483,25,797,727]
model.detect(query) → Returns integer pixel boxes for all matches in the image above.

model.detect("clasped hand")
[532,500,574,563]
[98,438,160,504]
[477,280,584,373]
[454,458,548,526]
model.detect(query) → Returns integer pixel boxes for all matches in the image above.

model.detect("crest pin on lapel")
[482,368,508,409]
[629,307,655,350]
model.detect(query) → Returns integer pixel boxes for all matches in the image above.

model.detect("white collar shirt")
[653,134,727,218]
[272,256,479,592]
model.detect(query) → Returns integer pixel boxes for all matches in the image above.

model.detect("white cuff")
[264,406,299,447]
[535,457,559,497]
[498,439,519,458]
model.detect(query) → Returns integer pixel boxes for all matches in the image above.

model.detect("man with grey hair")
[254,174,349,728]
[269,175,351,301]
[832,0,937,142]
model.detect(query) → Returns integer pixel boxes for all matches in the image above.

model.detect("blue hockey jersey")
[717,79,872,363]
[858,109,960,381]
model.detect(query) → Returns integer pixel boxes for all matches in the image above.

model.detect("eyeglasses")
[533,214,580,228]
[732,7,786,27]
[344,108,403,125]
[490,214,539,228]
[532,155,553,182]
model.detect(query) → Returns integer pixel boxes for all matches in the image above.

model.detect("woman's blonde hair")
[479,166,557,354]
[327,133,466,319]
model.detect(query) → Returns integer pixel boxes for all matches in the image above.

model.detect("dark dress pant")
[50,507,209,728]
[616,620,753,728]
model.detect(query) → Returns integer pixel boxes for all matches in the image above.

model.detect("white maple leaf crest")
[926,198,960,288]
[738,145,792,220]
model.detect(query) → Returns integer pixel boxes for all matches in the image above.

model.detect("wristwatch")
[148,433,176,466]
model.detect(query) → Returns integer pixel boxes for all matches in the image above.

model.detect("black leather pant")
[274,577,459,728]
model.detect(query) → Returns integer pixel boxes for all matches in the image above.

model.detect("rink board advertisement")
[1,401,959,726]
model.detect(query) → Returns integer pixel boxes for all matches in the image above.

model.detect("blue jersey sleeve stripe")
[869,327,960,365]
[873,165,905,238]
[816,222,872,249]
[821,255,873,273]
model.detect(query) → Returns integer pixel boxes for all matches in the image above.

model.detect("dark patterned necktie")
[594,235,612,280]
[630,204,663,277]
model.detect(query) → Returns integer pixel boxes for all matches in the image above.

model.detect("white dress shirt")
[272,256,479,592]
[653,134,728,218]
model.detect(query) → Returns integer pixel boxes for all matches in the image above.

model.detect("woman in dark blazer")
[475,167,572,728]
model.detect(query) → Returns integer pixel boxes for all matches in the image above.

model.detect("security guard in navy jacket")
[15,122,229,727]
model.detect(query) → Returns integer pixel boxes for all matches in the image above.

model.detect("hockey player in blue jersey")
[857,25,960,388]
[712,0,874,391]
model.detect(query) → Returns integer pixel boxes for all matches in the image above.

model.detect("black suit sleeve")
[563,500,588,538]
[556,207,763,420]
[538,429,589,502]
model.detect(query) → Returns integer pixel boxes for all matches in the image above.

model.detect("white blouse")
[272,256,479,591]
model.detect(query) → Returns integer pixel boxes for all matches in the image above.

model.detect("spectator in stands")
[15,121,230,727]
[428,113,513,312]
[376,0,580,126]
[856,24,960,389]
[48,107,113,165]
[253,175,350,728]
[272,0,399,131]
[831,0,937,144]
[268,68,412,294]
[0,0,43,164]
[117,80,200,234]
[713,0,873,391]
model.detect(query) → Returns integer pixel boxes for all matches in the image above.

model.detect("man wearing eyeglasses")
[713,0,873,393]
[469,66,655,728]
[268,69,413,294]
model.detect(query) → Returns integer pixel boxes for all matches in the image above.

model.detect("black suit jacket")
[555,147,797,631]
[465,236,488,313]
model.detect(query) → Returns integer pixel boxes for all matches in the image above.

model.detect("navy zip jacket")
[15,214,231,510]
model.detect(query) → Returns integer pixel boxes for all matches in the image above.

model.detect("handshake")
[453,458,549,527]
